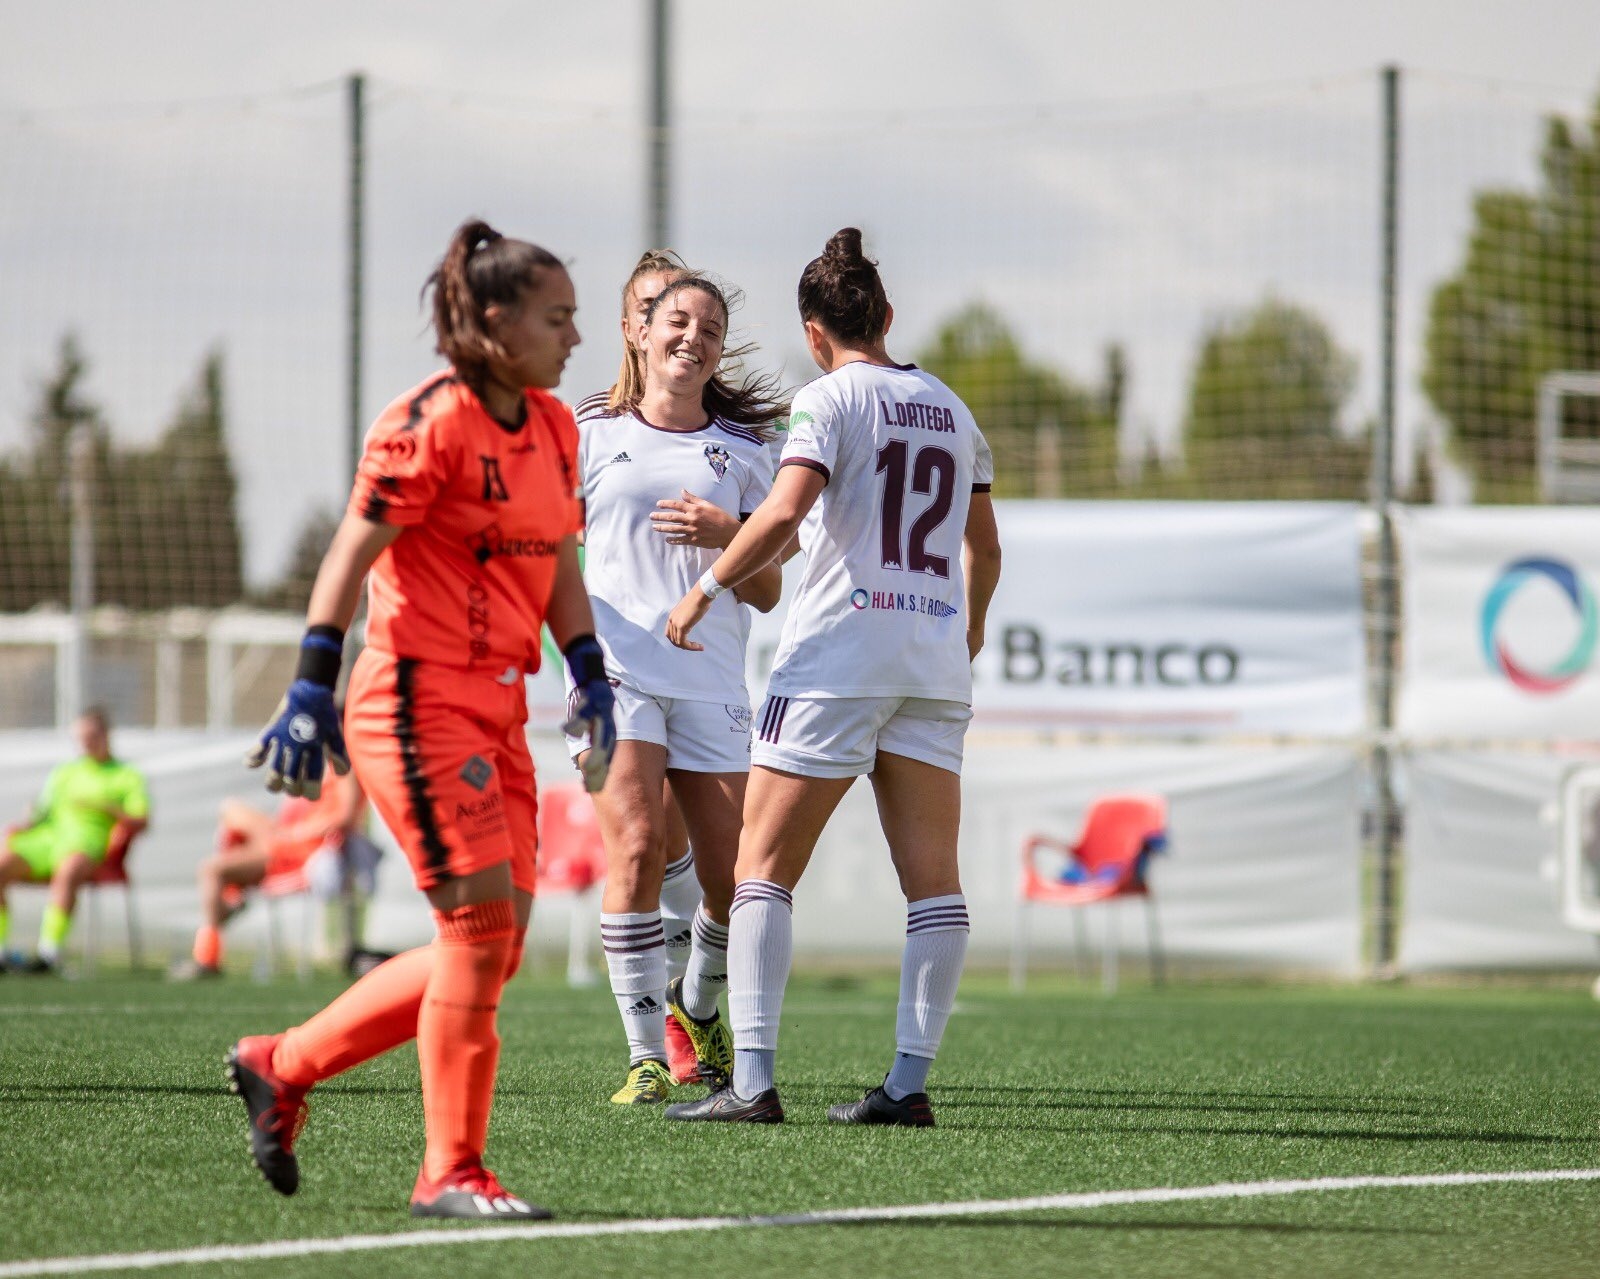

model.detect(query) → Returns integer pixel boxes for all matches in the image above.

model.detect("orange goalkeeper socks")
[268,921,529,1091]
[419,899,515,1181]
[271,945,433,1088]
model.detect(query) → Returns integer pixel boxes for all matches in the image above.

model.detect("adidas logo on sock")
[611,451,632,463]
[625,995,661,1015]
[665,929,691,951]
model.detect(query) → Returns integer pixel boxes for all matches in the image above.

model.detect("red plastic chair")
[1011,794,1168,993]
[255,833,388,981]
[81,820,146,972]
[534,781,609,985]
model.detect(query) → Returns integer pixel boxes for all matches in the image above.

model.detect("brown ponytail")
[797,226,890,345]
[424,218,562,397]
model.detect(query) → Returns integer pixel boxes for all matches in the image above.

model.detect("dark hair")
[607,248,689,411]
[423,218,563,397]
[797,227,889,345]
[614,272,788,434]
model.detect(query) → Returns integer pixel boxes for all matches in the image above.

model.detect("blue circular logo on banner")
[1480,556,1599,694]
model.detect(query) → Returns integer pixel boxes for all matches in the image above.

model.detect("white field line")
[3,1168,1598,1277]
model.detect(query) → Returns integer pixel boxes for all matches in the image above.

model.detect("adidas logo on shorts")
[611,451,632,464]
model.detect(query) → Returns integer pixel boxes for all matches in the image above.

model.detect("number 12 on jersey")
[875,439,956,578]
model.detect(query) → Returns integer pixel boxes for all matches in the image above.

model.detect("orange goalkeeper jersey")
[348,371,582,675]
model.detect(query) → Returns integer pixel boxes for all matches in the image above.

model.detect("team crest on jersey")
[704,443,731,480]
[379,433,417,462]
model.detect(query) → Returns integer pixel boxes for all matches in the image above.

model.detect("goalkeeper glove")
[245,626,351,799]
[561,633,616,793]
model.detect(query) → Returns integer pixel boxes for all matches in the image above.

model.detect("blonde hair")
[607,248,688,411]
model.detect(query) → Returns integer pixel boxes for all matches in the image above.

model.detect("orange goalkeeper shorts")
[345,647,539,894]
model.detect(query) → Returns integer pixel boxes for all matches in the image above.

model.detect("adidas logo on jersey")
[611,451,632,464]
[625,995,661,1015]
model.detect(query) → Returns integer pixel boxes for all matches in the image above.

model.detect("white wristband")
[698,567,727,601]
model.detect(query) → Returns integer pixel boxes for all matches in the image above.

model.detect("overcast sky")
[2,1,1597,584]
[5,2,1596,109]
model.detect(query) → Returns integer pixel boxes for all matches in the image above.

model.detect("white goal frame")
[1556,763,1600,933]
[1538,371,1600,504]
[0,608,307,730]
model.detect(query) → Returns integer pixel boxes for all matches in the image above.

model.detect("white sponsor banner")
[531,501,1365,737]
[1397,507,1600,738]
[958,503,1365,733]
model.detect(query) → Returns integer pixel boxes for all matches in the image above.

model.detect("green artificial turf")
[1,972,1597,1278]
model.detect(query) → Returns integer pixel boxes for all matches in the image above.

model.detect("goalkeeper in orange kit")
[224,218,615,1221]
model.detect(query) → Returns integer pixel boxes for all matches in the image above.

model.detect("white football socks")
[659,849,700,985]
[728,879,792,1097]
[601,910,667,1066]
[885,894,970,1099]
[682,904,730,1021]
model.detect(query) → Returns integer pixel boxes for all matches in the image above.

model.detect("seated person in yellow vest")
[173,768,379,979]
[0,707,150,974]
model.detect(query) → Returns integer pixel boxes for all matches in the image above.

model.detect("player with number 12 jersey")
[767,362,992,711]
[663,228,1003,1129]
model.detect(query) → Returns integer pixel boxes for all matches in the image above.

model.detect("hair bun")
[798,227,888,343]
[824,227,866,264]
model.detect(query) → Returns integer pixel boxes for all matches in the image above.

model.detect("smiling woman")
[567,269,790,1107]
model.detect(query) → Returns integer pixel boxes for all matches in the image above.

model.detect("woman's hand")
[651,491,740,548]
[666,587,715,651]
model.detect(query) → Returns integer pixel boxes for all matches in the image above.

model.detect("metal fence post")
[646,0,671,249]
[347,72,366,485]
[66,421,95,724]
[1372,64,1403,976]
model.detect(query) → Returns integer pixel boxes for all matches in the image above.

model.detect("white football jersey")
[766,362,993,702]
[577,400,776,701]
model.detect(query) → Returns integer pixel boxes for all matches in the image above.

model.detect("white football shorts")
[567,679,753,774]
[749,694,972,779]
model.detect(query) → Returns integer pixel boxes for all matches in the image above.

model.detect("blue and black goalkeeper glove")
[245,626,351,799]
[561,634,616,794]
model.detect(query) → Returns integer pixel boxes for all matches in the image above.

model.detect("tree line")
[0,337,245,613]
